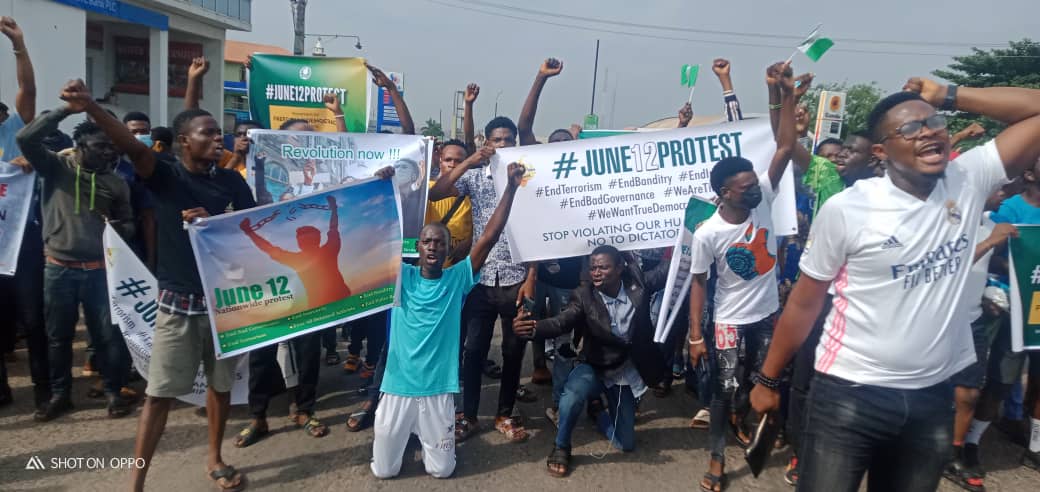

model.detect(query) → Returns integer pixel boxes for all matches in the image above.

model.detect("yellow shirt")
[424,180,472,267]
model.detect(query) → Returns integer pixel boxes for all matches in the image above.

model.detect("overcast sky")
[230,0,1035,133]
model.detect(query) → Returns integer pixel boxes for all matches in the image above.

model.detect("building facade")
[0,0,252,130]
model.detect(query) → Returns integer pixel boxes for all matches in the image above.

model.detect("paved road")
[1,330,1038,491]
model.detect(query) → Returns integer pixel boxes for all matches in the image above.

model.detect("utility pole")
[590,40,599,115]
[290,0,308,56]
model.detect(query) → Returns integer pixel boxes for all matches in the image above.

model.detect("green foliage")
[420,118,444,138]
[803,81,883,138]
[932,39,1040,149]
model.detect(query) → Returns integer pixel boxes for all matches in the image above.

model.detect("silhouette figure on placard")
[240,195,351,309]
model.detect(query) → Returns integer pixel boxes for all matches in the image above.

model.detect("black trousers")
[0,223,49,405]
[786,296,831,455]
[247,330,322,418]
[462,283,526,419]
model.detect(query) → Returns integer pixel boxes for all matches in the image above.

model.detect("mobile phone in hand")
[521,296,537,314]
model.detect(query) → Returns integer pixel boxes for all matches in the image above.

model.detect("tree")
[802,81,883,139]
[932,39,1040,149]
[420,118,444,138]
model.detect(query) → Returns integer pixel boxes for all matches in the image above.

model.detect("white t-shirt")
[957,214,995,324]
[691,172,778,325]
[800,140,1007,389]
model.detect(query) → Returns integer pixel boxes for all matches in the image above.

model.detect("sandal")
[359,362,376,380]
[546,445,572,477]
[700,472,726,492]
[482,360,502,379]
[495,416,529,443]
[455,415,479,442]
[233,422,269,448]
[292,414,329,438]
[515,385,538,403]
[347,404,374,432]
[729,416,751,448]
[342,354,361,373]
[325,351,341,366]
[689,408,710,430]
[207,465,245,492]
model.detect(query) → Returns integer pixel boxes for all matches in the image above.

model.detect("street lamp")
[304,34,362,56]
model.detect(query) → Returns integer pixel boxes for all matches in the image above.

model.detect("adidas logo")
[881,236,904,250]
[25,455,45,470]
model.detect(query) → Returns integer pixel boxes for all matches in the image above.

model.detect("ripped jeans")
[707,314,775,465]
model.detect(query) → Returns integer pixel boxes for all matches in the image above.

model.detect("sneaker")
[784,456,798,486]
[33,397,73,422]
[545,407,559,429]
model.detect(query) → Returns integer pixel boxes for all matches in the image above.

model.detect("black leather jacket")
[534,260,669,387]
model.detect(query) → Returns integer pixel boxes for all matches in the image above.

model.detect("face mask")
[739,186,763,209]
[135,134,153,148]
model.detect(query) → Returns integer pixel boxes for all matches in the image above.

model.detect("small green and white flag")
[680,64,700,87]
[796,25,834,62]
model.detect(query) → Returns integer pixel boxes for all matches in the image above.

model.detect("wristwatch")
[941,84,958,111]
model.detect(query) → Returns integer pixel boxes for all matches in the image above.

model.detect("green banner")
[248,54,369,133]
[1009,225,1040,350]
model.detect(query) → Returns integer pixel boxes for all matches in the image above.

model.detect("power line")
[459,0,1012,48]
[427,0,990,57]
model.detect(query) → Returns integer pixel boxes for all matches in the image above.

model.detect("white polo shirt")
[799,140,1007,389]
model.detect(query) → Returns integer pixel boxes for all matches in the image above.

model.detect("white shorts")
[371,393,456,479]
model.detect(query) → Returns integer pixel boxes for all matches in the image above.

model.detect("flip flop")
[207,465,245,492]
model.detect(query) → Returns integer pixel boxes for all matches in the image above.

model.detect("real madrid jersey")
[799,140,1008,389]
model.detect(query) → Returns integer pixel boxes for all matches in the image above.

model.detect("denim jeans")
[797,373,953,492]
[531,282,575,405]
[708,314,774,464]
[555,363,637,452]
[44,264,129,399]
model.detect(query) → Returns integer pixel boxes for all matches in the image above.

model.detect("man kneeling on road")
[371,162,526,479]
[513,245,669,477]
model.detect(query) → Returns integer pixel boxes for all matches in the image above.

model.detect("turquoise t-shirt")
[992,194,1040,225]
[381,256,480,397]
[0,114,26,161]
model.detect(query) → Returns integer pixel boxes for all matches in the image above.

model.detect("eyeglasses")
[880,114,948,142]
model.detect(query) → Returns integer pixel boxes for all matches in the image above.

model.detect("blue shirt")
[598,285,648,398]
[381,256,481,397]
[0,114,25,161]
[992,194,1040,225]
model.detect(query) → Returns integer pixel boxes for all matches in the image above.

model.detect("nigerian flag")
[681,64,700,87]
[797,26,834,62]
[654,196,718,343]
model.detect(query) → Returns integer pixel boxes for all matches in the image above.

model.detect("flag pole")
[788,23,822,64]
[784,49,799,65]
[687,84,696,105]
